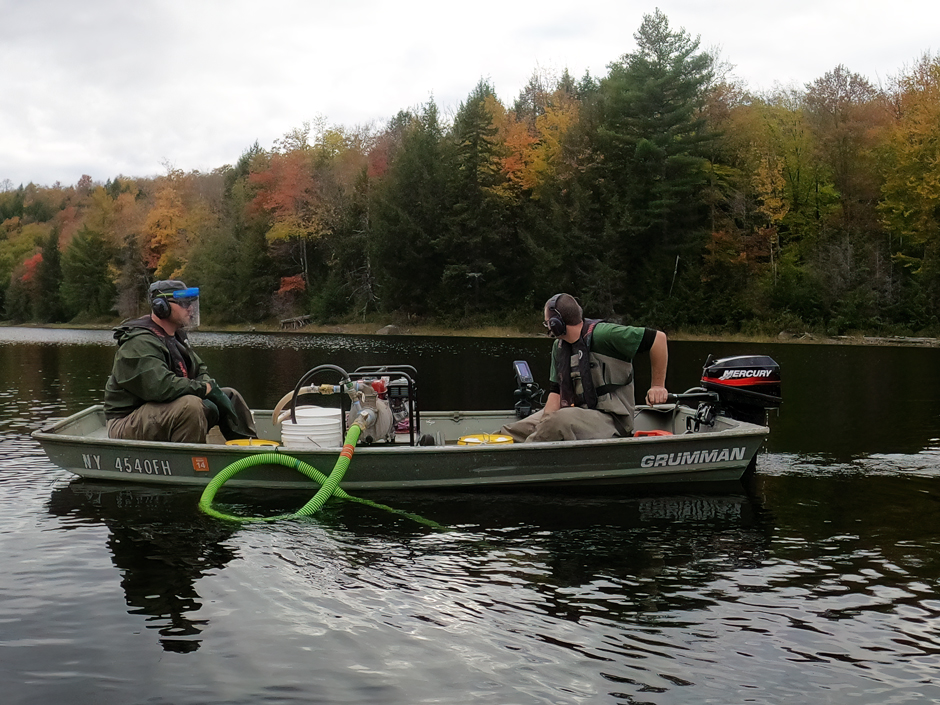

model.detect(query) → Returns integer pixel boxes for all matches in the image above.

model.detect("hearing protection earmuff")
[151,295,171,319]
[546,294,566,338]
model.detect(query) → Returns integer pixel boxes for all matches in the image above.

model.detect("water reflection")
[46,481,238,652]
[6,326,940,702]
[321,486,776,615]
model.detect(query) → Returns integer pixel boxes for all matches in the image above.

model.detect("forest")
[2,10,939,337]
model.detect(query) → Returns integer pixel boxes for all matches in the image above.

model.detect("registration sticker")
[192,457,210,472]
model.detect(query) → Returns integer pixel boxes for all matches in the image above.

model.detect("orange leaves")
[54,205,82,246]
[248,151,315,221]
[277,274,306,295]
[484,89,580,201]
[247,151,334,244]
[500,116,539,193]
[19,252,42,283]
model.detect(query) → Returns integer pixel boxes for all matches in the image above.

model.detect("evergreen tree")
[0,186,25,222]
[35,231,65,322]
[438,81,528,314]
[189,146,278,323]
[593,9,717,308]
[61,226,117,319]
[371,103,448,314]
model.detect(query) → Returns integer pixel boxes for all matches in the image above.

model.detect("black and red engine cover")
[701,355,782,411]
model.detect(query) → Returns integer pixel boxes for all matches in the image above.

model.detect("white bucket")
[294,406,341,422]
[280,406,342,449]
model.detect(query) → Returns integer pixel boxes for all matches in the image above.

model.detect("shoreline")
[3,320,939,347]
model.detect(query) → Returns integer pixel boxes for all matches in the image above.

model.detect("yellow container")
[457,434,513,446]
[225,438,280,447]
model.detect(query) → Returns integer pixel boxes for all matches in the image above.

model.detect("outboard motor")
[701,355,782,425]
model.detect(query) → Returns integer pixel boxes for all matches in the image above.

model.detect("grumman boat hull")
[33,405,768,489]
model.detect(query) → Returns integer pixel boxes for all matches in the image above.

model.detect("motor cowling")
[701,354,781,424]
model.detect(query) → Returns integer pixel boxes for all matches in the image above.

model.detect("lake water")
[1,328,939,704]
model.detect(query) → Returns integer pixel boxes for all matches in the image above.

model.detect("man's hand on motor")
[645,386,669,405]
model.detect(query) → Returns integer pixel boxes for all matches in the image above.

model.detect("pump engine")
[345,378,396,444]
[344,366,419,445]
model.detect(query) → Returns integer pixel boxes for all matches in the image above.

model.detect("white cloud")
[0,0,936,186]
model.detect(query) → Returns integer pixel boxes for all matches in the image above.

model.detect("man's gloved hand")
[206,385,238,422]
[205,385,256,440]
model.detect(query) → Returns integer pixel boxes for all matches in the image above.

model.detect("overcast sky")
[1,0,936,188]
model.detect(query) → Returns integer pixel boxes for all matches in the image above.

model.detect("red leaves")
[277,274,306,295]
[19,252,43,283]
[248,152,315,219]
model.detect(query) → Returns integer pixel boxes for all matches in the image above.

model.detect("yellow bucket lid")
[457,433,514,446]
[225,438,280,447]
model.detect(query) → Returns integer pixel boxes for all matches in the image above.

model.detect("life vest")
[556,319,636,420]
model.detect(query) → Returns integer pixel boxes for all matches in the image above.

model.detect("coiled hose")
[199,424,442,528]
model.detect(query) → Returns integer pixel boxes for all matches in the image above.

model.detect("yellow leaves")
[1,215,21,237]
[316,127,348,162]
[82,183,147,252]
[143,174,216,279]
[264,212,331,243]
[483,90,580,201]
[86,187,115,233]
[531,95,579,184]
[265,218,303,242]
[879,53,940,246]
[753,157,789,224]
[143,185,186,276]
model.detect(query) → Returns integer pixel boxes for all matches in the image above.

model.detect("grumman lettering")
[640,446,746,468]
[719,369,774,380]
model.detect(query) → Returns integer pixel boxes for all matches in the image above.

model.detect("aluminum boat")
[33,355,781,490]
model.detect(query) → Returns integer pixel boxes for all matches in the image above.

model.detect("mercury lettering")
[114,457,172,475]
[719,369,773,380]
[640,446,746,468]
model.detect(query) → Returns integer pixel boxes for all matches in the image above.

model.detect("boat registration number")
[110,455,172,475]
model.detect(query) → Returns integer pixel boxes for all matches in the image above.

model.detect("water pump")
[345,378,396,444]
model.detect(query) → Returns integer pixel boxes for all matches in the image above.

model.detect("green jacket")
[103,316,211,420]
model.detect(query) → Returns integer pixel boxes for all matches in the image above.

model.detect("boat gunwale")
[32,404,770,456]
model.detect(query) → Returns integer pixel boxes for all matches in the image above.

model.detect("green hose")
[198,424,443,529]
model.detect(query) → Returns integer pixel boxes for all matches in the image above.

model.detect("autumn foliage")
[2,12,939,335]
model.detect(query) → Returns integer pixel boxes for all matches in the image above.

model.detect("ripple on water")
[2,330,940,703]
[758,451,940,478]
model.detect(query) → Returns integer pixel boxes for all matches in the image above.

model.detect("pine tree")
[35,231,65,321]
[371,103,448,313]
[593,9,717,306]
[61,226,117,319]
